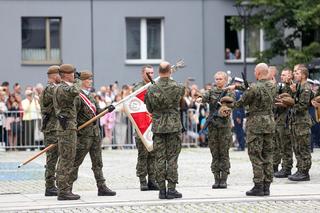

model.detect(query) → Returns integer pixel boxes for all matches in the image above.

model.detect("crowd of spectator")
[0,79,247,151]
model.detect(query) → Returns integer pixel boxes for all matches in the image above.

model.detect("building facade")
[0,0,267,89]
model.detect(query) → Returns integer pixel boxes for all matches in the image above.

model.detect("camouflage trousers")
[291,123,312,172]
[208,126,231,175]
[135,137,156,181]
[44,131,58,189]
[153,132,182,190]
[69,135,106,188]
[56,130,77,194]
[247,132,273,183]
[273,130,281,167]
[277,124,293,170]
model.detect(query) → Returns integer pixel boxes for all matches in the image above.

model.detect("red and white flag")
[123,88,153,152]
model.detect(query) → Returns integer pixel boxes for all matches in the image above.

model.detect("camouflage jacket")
[74,90,100,137]
[145,77,185,133]
[234,79,276,134]
[53,80,81,131]
[133,81,146,92]
[39,82,57,133]
[274,83,292,125]
[202,86,235,128]
[290,82,312,125]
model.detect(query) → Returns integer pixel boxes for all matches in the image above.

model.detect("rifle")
[241,72,249,89]
[274,83,283,120]
[285,82,301,127]
[201,77,235,131]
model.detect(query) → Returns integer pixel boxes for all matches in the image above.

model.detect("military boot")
[148,179,159,190]
[167,189,182,199]
[139,177,149,191]
[288,170,301,180]
[212,173,220,189]
[159,189,167,199]
[219,172,228,189]
[57,191,81,200]
[45,186,58,196]
[264,182,271,196]
[246,183,264,196]
[273,165,278,173]
[98,185,116,196]
[274,168,291,178]
[288,171,310,181]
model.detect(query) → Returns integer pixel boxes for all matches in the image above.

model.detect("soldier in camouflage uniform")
[231,63,276,196]
[53,64,81,200]
[274,68,294,178]
[201,71,234,189]
[40,65,61,196]
[133,65,158,191]
[145,61,185,199]
[69,71,116,196]
[269,66,281,174]
[287,66,312,181]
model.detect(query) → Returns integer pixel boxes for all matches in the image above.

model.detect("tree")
[231,0,320,67]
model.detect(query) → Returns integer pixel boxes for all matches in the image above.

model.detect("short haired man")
[145,61,185,199]
[133,65,158,191]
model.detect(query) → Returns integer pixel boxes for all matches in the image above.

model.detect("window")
[126,18,164,64]
[224,16,264,62]
[21,17,61,64]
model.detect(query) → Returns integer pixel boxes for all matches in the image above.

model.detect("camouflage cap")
[47,65,60,74]
[59,64,75,73]
[80,70,93,80]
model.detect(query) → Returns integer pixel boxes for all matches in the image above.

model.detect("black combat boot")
[219,172,228,189]
[167,189,182,199]
[212,173,220,189]
[159,189,167,199]
[274,168,291,178]
[246,183,264,196]
[45,186,58,196]
[264,182,271,196]
[98,185,116,196]
[57,191,81,200]
[148,179,159,190]
[273,165,278,173]
[139,177,149,191]
[288,171,310,181]
[288,170,301,180]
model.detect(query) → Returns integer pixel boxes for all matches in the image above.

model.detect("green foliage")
[233,0,320,67]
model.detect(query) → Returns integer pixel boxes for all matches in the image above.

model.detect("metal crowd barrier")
[0,109,202,151]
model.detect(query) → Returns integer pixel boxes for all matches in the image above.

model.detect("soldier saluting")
[69,71,116,196]
[53,64,81,200]
[40,65,61,196]
[145,61,185,199]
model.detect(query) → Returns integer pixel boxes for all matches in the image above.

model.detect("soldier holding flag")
[69,71,116,196]
[133,65,158,191]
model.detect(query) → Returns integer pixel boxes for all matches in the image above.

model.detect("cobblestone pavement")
[1,148,320,212]
[4,200,320,213]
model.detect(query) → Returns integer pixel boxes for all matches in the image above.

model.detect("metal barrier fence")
[0,110,201,151]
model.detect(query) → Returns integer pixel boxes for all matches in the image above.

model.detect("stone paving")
[0,148,320,212]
